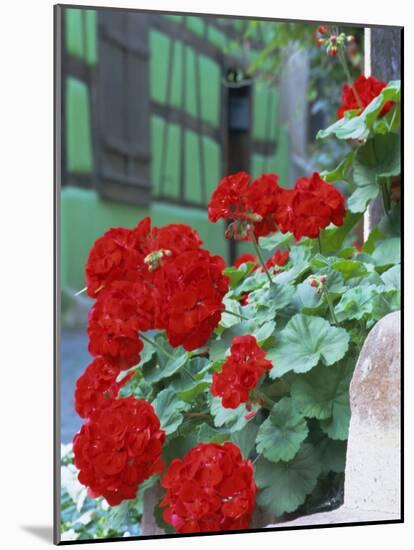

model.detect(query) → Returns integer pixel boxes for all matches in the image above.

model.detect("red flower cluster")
[209,172,345,242]
[73,397,165,506]
[75,357,134,419]
[211,335,272,409]
[84,218,228,370]
[155,250,229,351]
[337,75,394,119]
[74,217,229,506]
[160,442,256,533]
[209,172,288,240]
[286,173,346,240]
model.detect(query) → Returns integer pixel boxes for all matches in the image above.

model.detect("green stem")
[322,287,339,326]
[250,229,274,286]
[318,234,323,255]
[224,309,249,321]
[380,177,392,215]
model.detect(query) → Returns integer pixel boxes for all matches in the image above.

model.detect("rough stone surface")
[345,311,401,516]
[268,311,401,529]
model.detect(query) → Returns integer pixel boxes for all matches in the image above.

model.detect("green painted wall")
[66,77,93,174]
[61,9,290,288]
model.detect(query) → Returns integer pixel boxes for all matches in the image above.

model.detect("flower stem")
[250,229,274,286]
[321,287,339,326]
[223,309,249,321]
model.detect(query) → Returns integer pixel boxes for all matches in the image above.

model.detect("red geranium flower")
[211,335,272,409]
[208,172,251,223]
[85,218,152,298]
[160,442,256,533]
[74,358,120,418]
[208,172,288,240]
[246,173,282,237]
[73,396,165,506]
[87,280,156,369]
[74,357,136,419]
[337,75,394,119]
[265,249,289,272]
[156,250,229,351]
[283,173,346,241]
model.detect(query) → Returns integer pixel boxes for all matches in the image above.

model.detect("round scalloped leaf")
[255,444,321,516]
[256,397,308,462]
[153,388,190,435]
[267,314,350,378]
[291,361,354,433]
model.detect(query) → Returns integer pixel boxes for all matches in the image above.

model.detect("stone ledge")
[266,507,400,528]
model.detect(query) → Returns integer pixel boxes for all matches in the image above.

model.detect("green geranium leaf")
[348,184,379,213]
[255,444,321,516]
[210,396,255,432]
[381,264,400,290]
[256,397,308,462]
[223,262,256,289]
[372,237,401,267]
[349,132,400,214]
[220,298,242,329]
[153,388,190,435]
[197,423,230,445]
[317,438,347,474]
[290,361,354,434]
[231,422,259,459]
[319,212,362,254]
[142,335,189,383]
[259,232,293,251]
[330,259,369,280]
[249,283,295,314]
[317,115,369,141]
[321,151,354,183]
[268,314,350,378]
[334,285,379,322]
[363,227,384,254]
[317,80,400,141]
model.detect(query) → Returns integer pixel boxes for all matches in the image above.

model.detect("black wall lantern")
[228,83,251,132]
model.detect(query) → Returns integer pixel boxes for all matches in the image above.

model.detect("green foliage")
[317,80,400,141]
[153,388,191,435]
[256,397,308,462]
[267,314,350,377]
[255,444,321,516]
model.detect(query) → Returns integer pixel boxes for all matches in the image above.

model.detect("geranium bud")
[330,35,337,43]
[347,35,355,43]
[320,275,327,284]
[309,278,318,288]
[328,46,338,57]
[317,38,325,46]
